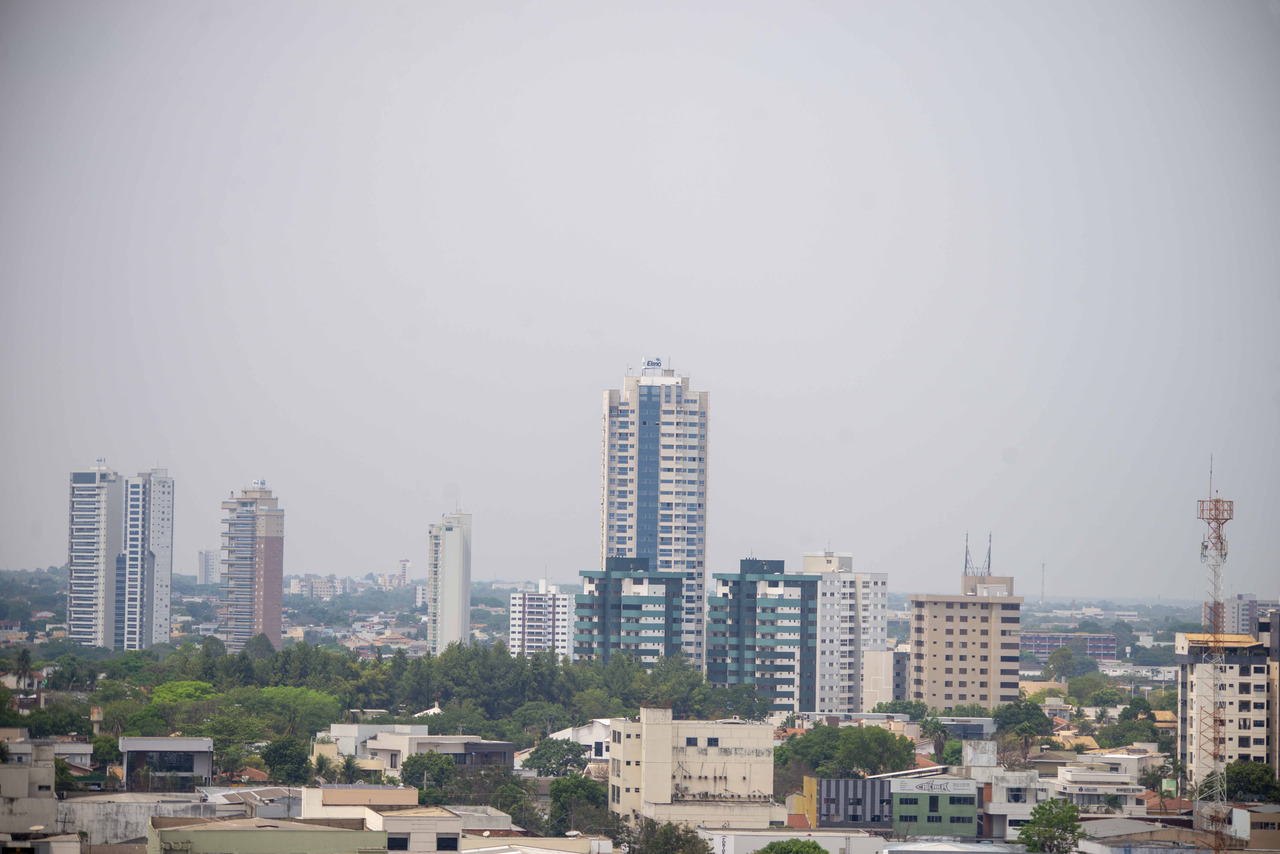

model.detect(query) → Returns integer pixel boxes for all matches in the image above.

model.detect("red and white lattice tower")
[1196,461,1232,852]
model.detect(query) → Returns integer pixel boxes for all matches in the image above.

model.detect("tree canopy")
[1018,798,1083,853]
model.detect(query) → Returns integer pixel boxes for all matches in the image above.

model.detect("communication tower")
[963,532,992,576]
[1196,459,1232,852]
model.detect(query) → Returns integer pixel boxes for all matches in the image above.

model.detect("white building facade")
[802,551,890,713]
[196,548,220,586]
[67,462,174,650]
[425,512,472,654]
[68,462,123,648]
[602,362,709,666]
[508,580,572,658]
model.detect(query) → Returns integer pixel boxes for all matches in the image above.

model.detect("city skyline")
[2,3,1279,601]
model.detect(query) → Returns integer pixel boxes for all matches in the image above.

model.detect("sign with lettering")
[644,358,662,368]
[891,778,978,794]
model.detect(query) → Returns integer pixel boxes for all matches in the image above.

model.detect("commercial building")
[508,580,573,659]
[575,557,688,664]
[120,736,214,792]
[196,549,220,587]
[907,567,1022,713]
[791,776,894,831]
[219,481,285,651]
[891,777,980,839]
[601,362,709,666]
[67,461,174,650]
[424,512,471,654]
[1176,619,1278,785]
[608,705,783,829]
[1020,632,1118,663]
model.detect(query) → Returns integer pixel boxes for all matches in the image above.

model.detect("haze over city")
[2,1,1278,601]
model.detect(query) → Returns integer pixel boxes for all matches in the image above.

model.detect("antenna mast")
[1196,456,1232,853]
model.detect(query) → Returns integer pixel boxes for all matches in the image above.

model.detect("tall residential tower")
[425,512,472,654]
[220,481,284,651]
[601,361,708,665]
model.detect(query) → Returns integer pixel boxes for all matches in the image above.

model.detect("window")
[927,815,943,823]
[900,797,918,805]
[437,838,459,852]
[707,737,719,747]
[900,815,919,823]
[950,816,974,824]
[388,836,410,850]
[950,796,975,805]
[686,737,698,747]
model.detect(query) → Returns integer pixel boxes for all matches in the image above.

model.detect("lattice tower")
[1196,468,1232,854]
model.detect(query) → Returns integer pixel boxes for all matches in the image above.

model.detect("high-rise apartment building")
[1225,593,1280,637]
[219,481,284,651]
[707,559,816,712]
[121,469,174,648]
[601,362,709,666]
[397,559,411,588]
[196,549,220,586]
[509,580,573,659]
[705,554,890,714]
[907,569,1022,713]
[68,462,123,648]
[425,512,472,654]
[575,557,688,664]
[1176,611,1279,786]
[801,551,889,714]
[67,462,173,650]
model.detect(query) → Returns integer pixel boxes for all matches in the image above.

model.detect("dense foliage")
[1018,798,1083,853]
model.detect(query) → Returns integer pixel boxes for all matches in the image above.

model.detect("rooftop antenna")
[1195,454,1232,854]
[963,532,992,576]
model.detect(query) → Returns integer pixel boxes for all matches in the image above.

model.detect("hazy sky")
[2,1,1278,602]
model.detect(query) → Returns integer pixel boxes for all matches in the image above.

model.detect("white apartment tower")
[426,512,472,654]
[67,461,173,650]
[801,551,890,713]
[68,462,123,647]
[509,580,573,659]
[196,549,220,586]
[601,361,709,666]
[123,468,174,648]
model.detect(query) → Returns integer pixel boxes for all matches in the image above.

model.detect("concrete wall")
[58,797,217,844]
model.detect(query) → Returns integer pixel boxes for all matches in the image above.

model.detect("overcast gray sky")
[2,1,1278,602]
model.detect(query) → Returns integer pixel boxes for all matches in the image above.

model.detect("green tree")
[1046,647,1077,680]
[749,842,828,854]
[948,702,991,718]
[548,773,606,834]
[261,737,311,785]
[339,753,363,784]
[920,716,950,761]
[870,700,928,721]
[993,699,1052,736]
[1218,760,1280,803]
[524,738,590,777]
[400,751,455,790]
[1018,798,1083,853]
[151,680,216,704]
[92,734,121,766]
[312,753,334,783]
[622,818,713,854]
[54,757,79,795]
[1086,689,1125,708]
[941,739,964,765]
[834,726,917,777]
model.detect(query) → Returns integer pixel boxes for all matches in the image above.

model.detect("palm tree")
[339,754,362,784]
[14,649,37,693]
[313,753,334,783]
[920,716,950,762]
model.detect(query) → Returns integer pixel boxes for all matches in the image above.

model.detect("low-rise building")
[608,705,784,829]
[119,736,214,792]
[364,729,514,780]
[147,816,387,854]
[0,742,56,835]
[891,777,979,839]
[1051,765,1147,816]
[300,786,418,820]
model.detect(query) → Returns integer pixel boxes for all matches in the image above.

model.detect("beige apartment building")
[908,573,1023,713]
[608,705,784,829]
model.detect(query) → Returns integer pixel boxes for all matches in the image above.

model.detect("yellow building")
[608,705,784,829]
[908,573,1023,713]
